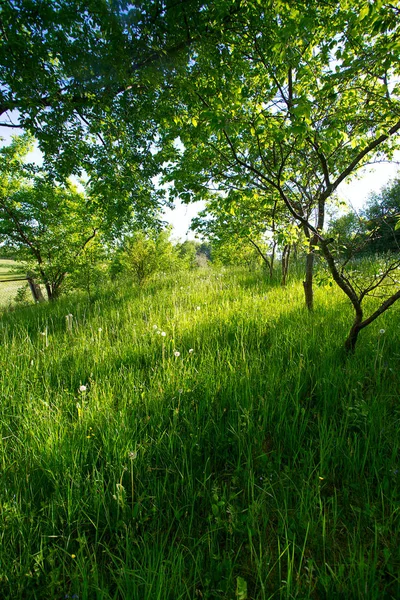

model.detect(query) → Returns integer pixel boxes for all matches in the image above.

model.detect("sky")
[164,159,400,240]
[1,123,399,241]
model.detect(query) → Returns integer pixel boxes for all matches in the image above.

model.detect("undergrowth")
[0,267,399,599]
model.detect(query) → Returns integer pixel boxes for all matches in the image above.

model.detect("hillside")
[0,267,399,599]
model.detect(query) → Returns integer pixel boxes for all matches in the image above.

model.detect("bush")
[110,229,181,285]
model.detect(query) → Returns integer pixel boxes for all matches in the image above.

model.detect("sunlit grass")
[0,259,29,306]
[0,266,399,599]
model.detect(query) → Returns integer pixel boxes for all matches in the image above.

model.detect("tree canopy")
[0,135,101,299]
[1,0,400,348]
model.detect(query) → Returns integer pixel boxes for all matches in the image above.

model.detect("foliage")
[175,239,200,269]
[364,177,400,254]
[327,210,364,256]
[0,135,101,300]
[111,228,180,285]
[328,177,400,256]
[156,0,400,344]
[0,0,232,226]
[67,237,108,302]
[207,234,263,269]
[191,191,302,276]
[2,1,400,341]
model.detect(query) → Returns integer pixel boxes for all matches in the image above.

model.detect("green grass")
[0,258,24,278]
[0,259,28,307]
[0,266,400,599]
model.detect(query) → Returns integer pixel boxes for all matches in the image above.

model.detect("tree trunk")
[344,324,362,353]
[281,244,290,286]
[303,249,314,311]
[44,281,53,301]
[319,240,366,353]
[51,273,67,300]
[270,240,277,279]
[246,236,272,278]
[27,276,45,302]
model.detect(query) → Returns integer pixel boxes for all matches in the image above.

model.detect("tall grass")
[0,266,399,599]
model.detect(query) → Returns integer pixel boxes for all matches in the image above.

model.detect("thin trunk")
[51,272,67,300]
[44,281,53,300]
[270,240,276,279]
[247,236,272,278]
[320,240,364,353]
[344,322,362,353]
[281,244,290,286]
[303,250,314,310]
[302,224,317,311]
[27,276,45,302]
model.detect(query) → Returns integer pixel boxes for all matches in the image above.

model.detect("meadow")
[0,266,399,599]
[0,259,28,308]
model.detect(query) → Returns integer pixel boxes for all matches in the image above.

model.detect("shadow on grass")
[2,272,400,598]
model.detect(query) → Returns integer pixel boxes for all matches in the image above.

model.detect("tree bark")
[281,244,290,286]
[270,240,276,279]
[344,323,362,353]
[27,276,45,302]
[303,247,314,311]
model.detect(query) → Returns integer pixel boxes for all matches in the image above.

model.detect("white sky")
[165,159,400,240]
[1,124,399,241]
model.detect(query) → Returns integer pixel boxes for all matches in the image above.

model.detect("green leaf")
[236,576,248,599]
[359,5,369,20]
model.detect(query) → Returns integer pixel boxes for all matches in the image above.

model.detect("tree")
[0,135,101,300]
[158,0,400,349]
[176,239,200,269]
[110,228,179,286]
[2,1,400,349]
[327,211,364,258]
[191,190,301,281]
[363,177,400,254]
[0,0,241,226]
[328,178,400,257]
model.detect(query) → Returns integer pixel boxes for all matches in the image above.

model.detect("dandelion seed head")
[174,351,180,357]
[161,331,166,337]
[379,329,386,335]
[79,385,87,393]
[188,348,194,353]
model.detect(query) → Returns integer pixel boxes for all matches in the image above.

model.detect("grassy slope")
[0,259,28,306]
[0,267,399,599]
